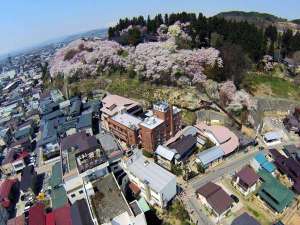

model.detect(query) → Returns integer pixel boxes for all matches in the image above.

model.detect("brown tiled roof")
[207,188,233,215]
[196,182,233,215]
[236,166,260,187]
[61,132,98,153]
[196,182,221,198]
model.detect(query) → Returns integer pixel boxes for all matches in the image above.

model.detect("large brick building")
[104,98,182,152]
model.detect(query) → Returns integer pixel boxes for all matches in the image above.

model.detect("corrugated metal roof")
[155,145,175,161]
[127,152,176,193]
[196,146,224,166]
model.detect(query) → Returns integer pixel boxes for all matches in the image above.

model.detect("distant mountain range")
[215,11,300,31]
[0,28,108,61]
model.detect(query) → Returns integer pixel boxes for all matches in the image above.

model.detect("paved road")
[182,149,262,225]
[189,150,261,190]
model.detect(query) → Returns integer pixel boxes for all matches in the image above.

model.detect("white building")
[122,151,177,208]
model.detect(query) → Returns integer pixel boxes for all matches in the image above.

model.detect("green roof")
[257,170,294,212]
[67,151,77,170]
[138,197,150,212]
[50,162,62,188]
[51,186,68,209]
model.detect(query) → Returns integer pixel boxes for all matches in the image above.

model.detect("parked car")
[231,194,239,203]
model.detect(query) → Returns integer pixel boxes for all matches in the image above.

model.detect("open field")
[243,73,300,101]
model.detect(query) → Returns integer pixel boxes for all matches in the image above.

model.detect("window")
[79,190,84,194]
[71,194,76,198]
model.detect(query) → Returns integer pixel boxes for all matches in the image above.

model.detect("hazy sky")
[1,0,299,55]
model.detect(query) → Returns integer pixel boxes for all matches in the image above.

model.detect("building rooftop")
[125,152,176,193]
[257,169,294,213]
[50,162,62,188]
[155,145,176,161]
[101,95,141,117]
[71,199,94,225]
[196,146,224,166]
[139,116,164,130]
[51,186,68,210]
[235,166,260,187]
[91,173,132,224]
[195,123,239,155]
[231,212,261,225]
[196,182,233,215]
[111,112,142,130]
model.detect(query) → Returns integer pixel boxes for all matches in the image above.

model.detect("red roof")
[29,202,46,225]
[53,204,72,225]
[46,212,55,225]
[0,179,17,208]
[15,150,29,161]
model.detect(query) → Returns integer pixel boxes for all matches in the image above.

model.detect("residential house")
[122,151,176,208]
[250,152,276,175]
[46,204,73,225]
[155,145,176,170]
[155,134,197,169]
[70,199,94,225]
[28,202,46,225]
[60,132,108,203]
[196,182,233,220]
[195,146,224,169]
[257,170,294,213]
[20,166,37,195]
[263,131,283,146]
[269,148,300,194]
[231,212,261,225]
[194,123,239,168]
[0,178,19,210]
[232,166,260,196]
[0,127,11,148]
[167,134,197,162]
[0,150,29,175]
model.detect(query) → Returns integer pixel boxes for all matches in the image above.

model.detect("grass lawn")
[242,73,300,101]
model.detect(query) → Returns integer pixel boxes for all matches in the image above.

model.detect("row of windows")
[70,189,84,198]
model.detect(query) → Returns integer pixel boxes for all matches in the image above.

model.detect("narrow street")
[180,148,262,225]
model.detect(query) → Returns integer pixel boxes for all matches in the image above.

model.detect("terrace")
[91,174,132,224]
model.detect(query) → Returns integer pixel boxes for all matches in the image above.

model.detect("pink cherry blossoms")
[49,22,223,84]
[49,39,129,78]
[219,81,257,111]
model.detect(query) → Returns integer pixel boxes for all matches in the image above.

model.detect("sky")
[1,0,300,55]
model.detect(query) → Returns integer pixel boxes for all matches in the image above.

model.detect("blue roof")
[254,152,267,165]
[262,161,276,173]
[196,146,224,166]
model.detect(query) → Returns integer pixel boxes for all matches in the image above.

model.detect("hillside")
[292,19,300,25]
[215,11,299,30]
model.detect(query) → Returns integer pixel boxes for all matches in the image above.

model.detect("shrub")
[64,49,78,61]
[142,150,153,158]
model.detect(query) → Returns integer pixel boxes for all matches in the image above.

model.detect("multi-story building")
[104,97,182,153]
[153,101,181,140]
[101,95,143,129]
[139,116,165,152]
[122,151,177,208]
[107,112,142,146]
[60,132,109,204]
